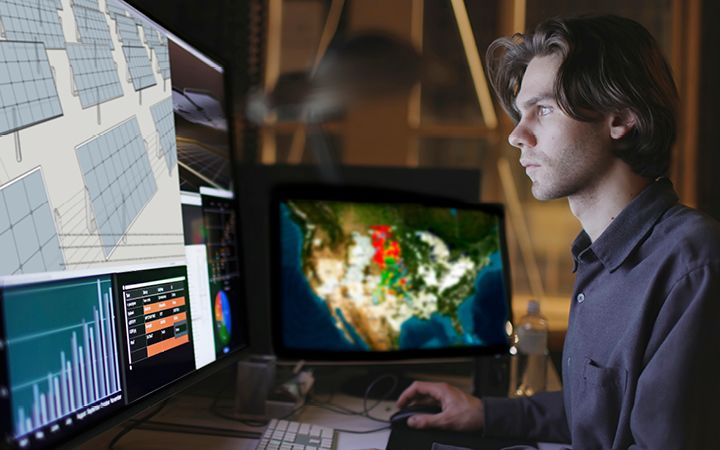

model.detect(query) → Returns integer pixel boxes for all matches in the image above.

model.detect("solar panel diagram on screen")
[66,42,124,109]
[0,41,64,135]
[72,0,114,49]
[150,97,177,175]
[0,168,65,276]
[0,0,66,49]
[75,117,158,257]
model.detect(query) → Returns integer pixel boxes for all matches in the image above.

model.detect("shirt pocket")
[574,357,628,448]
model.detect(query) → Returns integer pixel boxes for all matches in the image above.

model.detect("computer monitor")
[271,185,511,362]
[0,0,247,448]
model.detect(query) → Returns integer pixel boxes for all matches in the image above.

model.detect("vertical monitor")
[272,186,511,361]
[0,0,247,448]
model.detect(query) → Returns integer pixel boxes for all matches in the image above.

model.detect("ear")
[608,109,637,141]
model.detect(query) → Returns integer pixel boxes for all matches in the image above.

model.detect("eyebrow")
[517,93,555,111]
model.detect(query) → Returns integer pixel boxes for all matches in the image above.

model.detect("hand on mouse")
[395,381,484,432]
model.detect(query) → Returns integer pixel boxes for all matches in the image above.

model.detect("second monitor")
[271,186,511,362]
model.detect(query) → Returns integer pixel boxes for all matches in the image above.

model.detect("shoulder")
[652,204,720,274]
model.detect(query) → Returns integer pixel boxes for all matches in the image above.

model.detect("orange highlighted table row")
[146,334,190,358]
[145,312,187,333]
[143,296,186,314]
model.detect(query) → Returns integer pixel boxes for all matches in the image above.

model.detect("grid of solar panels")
[75,117,158,257]
[66,42,123,108]
[73,4,114,48]
[72,0,99,10]
[141,23,163,49]
[122,45,156,91]
[106,0,128,17]
[150,97,177,174]
[0,41,63,134]
[0,0,66,49]
[0,169,65,276]
[42,0,63,10]
[115,13,142,46]
[153,42,171,80]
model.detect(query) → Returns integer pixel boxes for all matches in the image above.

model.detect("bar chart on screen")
[1,276,122,440]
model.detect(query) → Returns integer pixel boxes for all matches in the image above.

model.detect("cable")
[307,372,398,429]
[107,399,169,450]
[333,424,391,434]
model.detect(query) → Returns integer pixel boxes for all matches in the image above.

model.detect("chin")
[531,185,564,202]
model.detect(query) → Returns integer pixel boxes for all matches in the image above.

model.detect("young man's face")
[508,54,615,201]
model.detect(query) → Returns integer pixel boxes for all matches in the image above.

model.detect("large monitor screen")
[0,0,247,448]
[272,187,511,361]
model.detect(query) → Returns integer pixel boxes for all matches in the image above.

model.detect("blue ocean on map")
[279,204,509,351]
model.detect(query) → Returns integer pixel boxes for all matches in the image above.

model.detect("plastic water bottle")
[509,299,548,397]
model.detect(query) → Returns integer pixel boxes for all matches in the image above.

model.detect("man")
[396,15,720,449]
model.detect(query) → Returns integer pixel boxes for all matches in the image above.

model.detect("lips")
[519,160,540,169]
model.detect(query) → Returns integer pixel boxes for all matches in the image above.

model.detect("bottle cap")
[527,299,540,315]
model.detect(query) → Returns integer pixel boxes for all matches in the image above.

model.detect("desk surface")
[76,364,567,450]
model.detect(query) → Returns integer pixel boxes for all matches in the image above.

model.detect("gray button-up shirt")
[483,178,720,449]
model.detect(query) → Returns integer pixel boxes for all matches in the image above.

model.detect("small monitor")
[271,186,511,361]
[0,0,247,448]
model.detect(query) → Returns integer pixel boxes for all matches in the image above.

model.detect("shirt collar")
[571,177,679,273]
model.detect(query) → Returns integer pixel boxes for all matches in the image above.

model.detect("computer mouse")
[390,404,443,426]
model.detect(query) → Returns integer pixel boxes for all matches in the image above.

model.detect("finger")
[396,381,444,407]
[406,412,445,429]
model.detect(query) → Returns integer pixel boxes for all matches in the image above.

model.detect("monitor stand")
[309,360,476,400]
[337,368,416,400]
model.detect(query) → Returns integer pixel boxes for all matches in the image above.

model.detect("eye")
[538,105,553,116]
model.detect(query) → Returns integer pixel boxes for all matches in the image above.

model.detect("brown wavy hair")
[486,15,678,179]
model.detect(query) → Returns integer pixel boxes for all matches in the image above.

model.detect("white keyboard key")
[257,420,336,450]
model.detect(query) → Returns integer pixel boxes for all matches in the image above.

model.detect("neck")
[568,162,651,242]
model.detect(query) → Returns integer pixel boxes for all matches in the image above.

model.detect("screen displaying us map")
[278,199,510,353]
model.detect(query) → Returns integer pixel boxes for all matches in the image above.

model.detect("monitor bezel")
[270,183,512,362]
[0,0,251,448]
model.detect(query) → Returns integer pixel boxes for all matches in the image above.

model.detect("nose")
[508,120,536,149]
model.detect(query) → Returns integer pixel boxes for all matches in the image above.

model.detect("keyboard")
[255,419,338,450]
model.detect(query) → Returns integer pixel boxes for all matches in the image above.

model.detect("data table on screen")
[122,276,190,365]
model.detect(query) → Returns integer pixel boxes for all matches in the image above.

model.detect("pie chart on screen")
[214,290,232,346]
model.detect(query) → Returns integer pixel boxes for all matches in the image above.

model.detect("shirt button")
[577,292,585,303]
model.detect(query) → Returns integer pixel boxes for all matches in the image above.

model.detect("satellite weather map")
[279,199,510,353]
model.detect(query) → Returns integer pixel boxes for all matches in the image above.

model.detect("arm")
[628,263,720,449]
[483,391,570,443]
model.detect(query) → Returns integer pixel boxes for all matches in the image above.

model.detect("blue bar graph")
[2,276,122,438]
